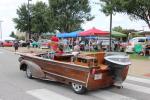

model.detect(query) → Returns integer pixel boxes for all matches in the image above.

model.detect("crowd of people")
[11,36,149,56]
[2,35,149,56]
[49,35,123,54]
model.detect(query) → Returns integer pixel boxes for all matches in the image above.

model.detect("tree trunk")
[146,20,150,29]
[148,23,150,29]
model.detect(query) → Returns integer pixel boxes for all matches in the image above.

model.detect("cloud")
[0,0,48,38]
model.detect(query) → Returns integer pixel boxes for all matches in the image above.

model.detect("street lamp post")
[0,20,3,41]
[93,1,113,52]
[109,12,112,51]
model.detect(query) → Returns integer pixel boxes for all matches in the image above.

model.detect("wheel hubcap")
[72,83,83,91]
[26,68,31,77]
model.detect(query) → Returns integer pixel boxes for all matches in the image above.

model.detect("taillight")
[91,68,102,80]
[91,68,96,75]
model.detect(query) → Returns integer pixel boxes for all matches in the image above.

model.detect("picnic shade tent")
[2,37,15,41]
[67,31,81,38]
[56,33,68,38]
[79,28,109,51]
[56,31,81,38]
[129,31,145,37]
[111,31,127,38]
[79,27,109,36]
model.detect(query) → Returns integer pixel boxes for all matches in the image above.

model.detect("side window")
[138,39,145,42]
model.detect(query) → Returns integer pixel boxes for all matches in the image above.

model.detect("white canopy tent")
[2,37,16,41]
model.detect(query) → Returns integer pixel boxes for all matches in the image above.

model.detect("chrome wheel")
[71,83,86,94]
[26,66,32,79]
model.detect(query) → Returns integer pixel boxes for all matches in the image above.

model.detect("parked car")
[19,40,27,47]
[38,39,50,49]
[125,37,148,53]
[2,41,14,47]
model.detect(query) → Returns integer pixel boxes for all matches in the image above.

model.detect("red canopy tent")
[79,27,109,36]
[79,28,109,51]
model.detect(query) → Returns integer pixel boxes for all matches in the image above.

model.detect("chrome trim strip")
[43,70,86,84]
[86,72,90,88]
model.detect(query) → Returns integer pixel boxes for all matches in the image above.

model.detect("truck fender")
[20,60,45,78]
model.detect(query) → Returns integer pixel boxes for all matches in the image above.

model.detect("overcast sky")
[0,0,149,39]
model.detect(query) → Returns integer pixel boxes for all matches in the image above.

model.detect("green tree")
[48,0,94,32]
[15,36,25,41]
[31,1,49,35]
[10,31,16,38]
[14,0,94,38]
[113,26,123,32]
[100,0,150,28]
[13,2,51,39]
[13,4,29,33]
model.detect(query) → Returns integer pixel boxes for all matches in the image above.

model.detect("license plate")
[94,74,102,80]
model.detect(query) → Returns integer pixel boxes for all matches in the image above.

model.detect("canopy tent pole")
[88,33,94,52]
[89,35,91,52]
[109,13,112,51]
[72,37,73,50]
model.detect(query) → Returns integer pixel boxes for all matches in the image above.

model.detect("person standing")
[51,35,59,51]
[26,40,31,49]
[73,44,80,52]
[51,35,59,42]
[14,41,19,52]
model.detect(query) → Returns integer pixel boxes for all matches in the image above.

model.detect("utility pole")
[109,0,113,52]
[27,0,32,40]
[0,20,3,41]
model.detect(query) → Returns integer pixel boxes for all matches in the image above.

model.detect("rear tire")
[71,83,87,94]
[26,66,32,79]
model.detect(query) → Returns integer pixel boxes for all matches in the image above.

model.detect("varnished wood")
[19,52,129,91]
